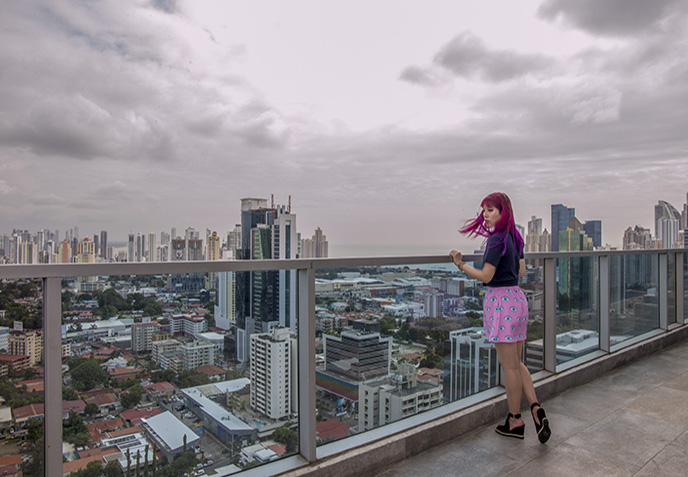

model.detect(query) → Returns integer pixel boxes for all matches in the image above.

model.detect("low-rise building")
[358,363,443,432]
[140,411,200,463]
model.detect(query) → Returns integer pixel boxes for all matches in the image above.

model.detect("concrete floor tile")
[663,371,688,392]
[565,409,684,467]
[633,431,688,477]
[623,385,688,425]
[506,442,639,477]
[544,382,637,423]
[376,440,518,477]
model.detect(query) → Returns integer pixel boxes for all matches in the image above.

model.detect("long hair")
[459,192,524,255]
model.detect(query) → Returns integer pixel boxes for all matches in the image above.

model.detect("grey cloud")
[153,0,176,14]
[433,32,553,83]
[402,32,554,87]
[537,0,686,37]
[399,65,444,87]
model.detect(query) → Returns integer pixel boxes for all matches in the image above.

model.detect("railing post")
[297,267,316,462]
[675,252,684,324]
[599,255,610,353]
[43,277,62,475]
[543,257,557,372]
[659,253,668,330]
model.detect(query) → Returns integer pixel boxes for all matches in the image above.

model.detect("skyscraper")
[583,220,602,248]
[551,204,576,251]
[147,232,157,262]
[100,230,108,260]
[207,231,221,261]
[301,227,329,258]
[235,197,299,363]
[655,200,681,248]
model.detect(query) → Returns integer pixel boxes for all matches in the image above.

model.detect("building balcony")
[0,249,685,476]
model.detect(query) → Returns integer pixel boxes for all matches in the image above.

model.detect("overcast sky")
[1,0,688,254]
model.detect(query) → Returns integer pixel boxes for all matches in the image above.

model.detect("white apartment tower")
[249,327,296,420]
[132,322,161,353]
[214,271,236,330]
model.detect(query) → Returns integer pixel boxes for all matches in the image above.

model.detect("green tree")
[272,427,297,453]
[69,358,109,391]
[120,384,144,409]
[84,403,99,416]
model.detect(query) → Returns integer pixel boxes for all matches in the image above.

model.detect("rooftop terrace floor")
[377,338,688,477]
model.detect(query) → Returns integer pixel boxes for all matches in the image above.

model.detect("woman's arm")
[519,258,526,277]
[449,250,496,284]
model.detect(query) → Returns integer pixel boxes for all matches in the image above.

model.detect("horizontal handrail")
[3,248,685,279]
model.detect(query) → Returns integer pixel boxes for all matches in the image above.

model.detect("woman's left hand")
[449,250,462,266]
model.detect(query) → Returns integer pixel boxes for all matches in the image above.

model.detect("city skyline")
[2,1,688,252]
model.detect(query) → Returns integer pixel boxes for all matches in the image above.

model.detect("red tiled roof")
[0,456,21,466]
[120,408,162,425]
[18,379,43,393]
[0,354,28,363]
[106,426,143,438]
[316,419,351,441]
[63,399,86,414]
[108,367,142,377]
[63,455,104,475]
[84,393,119,407]
[197,365,226,376]
[87,417,124,439]
[143,381,175,393]
[12,403,44,420]
[266,443,286,456]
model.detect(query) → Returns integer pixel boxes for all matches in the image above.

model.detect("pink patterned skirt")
[483,286,529,343]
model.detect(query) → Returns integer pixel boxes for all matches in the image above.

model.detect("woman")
[449,192,551,444]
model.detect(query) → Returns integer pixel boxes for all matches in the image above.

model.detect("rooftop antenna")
[288,195,291,213]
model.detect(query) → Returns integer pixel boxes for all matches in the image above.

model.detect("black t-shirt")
[482,233,523,287]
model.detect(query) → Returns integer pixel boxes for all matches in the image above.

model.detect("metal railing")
[0,248,685,475]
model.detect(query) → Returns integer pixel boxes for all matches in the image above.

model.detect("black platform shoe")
[495,412,525,439]
[531,402,551,444]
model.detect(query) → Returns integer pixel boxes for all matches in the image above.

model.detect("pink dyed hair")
[459,192,524,255]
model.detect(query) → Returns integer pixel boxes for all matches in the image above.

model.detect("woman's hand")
[449,250,463,269]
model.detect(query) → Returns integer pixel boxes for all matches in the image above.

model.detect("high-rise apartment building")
[171,238,186,261]
[227,224,242,257]
[100,230,108,260]
[207,232,221,261]
[9,329,43,366]
[147,233,157,262]
[214,271,236,331]
[77,238,95,263]
[448,328,498,401]
[301,227,329,258]
[249,327,296,420]
[187,238,204,261]
[655,200,682,248]
[623,225,652,250]
[56,240,72,263]
[132,321,161,353]
[127,234,135,262]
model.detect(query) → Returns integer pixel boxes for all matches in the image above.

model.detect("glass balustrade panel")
[610,254,659,345]
[0,278,45,476]
[554,257,600,365]
[313,260,506,447]
[59,270,299,475]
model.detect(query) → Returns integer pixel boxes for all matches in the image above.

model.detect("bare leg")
[516,341,542,424]
[495,342,524,430]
